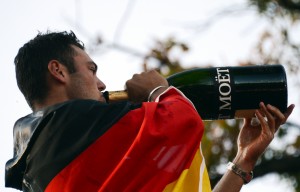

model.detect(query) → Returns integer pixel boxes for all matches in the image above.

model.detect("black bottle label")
[214,67,235,119]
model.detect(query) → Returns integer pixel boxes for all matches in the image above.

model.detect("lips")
[99,92,107,103]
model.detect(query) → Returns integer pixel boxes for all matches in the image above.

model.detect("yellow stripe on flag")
[163,147,211,192]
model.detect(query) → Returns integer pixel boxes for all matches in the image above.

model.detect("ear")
[48,60,68,83]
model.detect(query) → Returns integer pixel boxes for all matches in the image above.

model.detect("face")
[66,45,106,102]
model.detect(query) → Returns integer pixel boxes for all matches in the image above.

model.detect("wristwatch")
[227,162,253,184]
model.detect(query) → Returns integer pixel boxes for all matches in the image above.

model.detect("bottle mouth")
[102,91,109,103]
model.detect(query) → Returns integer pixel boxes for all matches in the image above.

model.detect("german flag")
[6,87,211,191]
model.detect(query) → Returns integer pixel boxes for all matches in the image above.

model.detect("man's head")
[15,31,106,110]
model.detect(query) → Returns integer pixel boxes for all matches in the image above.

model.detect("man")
[5,31,294,192]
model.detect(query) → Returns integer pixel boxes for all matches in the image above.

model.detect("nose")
[97,78,106,91]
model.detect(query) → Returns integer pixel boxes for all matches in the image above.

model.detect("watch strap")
[227,162,253,184]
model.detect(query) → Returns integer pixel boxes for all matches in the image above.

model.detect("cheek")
[69,73,99,93]
[68,75,89,96]
[74,73,94,86]
[70,78,86,94]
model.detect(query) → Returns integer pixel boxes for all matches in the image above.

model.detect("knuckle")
[132,74,139,78]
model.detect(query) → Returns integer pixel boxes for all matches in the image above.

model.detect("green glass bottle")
[167,65,287,120]
[105,65,287,120]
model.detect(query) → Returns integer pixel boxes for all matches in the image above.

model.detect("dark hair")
[14,31,84,109]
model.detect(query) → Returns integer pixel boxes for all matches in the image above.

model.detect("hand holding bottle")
[125,70,169,103]
[213,103,295,192]
[233,103,295,172]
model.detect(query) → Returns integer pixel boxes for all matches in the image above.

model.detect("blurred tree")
[246,1,300,191]
[143,37,188,75]
[249,0,300,18]
[248,0,300,82]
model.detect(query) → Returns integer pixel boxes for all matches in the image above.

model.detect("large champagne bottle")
[105,65,288,120]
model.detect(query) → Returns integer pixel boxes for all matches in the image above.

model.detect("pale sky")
[0,0,298,191]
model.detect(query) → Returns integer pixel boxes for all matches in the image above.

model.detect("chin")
[98,96,107,103]
[98,99,106,103]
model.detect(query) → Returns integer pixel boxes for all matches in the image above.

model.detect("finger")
[255,108,269,133]
[144,67,160,73]
[255,108,275,144]
[267,104,295,128]
[283,104,295,122]
[266,104,285,129]
[146,69,159,75]
[260,102,276,133]
[154,68,161,73]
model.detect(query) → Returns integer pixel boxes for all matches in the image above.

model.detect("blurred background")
[1,0,300,191]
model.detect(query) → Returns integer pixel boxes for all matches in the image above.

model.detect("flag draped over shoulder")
[6,87,211,192]
[46,87,211,192]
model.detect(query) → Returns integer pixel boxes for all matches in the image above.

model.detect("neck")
[33,98,68,111]
[33,89,69,111]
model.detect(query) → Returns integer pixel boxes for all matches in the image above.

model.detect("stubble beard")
[68,76,100,101]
